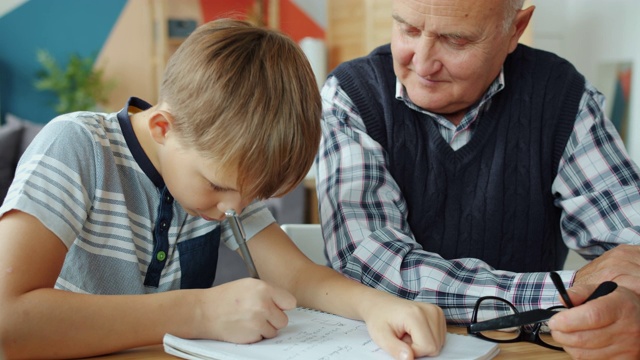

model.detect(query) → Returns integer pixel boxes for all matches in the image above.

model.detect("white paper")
[164,308,499,360]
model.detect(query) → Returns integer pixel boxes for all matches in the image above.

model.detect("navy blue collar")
[117,97,165,189]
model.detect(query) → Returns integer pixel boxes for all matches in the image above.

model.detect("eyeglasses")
[466,272,618,351]
[467,295,566,350]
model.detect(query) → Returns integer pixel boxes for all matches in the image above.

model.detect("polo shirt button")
[156,251,166,261]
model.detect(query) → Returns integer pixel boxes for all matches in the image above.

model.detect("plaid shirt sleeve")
[553,82,640,256]
[315,76,640,324]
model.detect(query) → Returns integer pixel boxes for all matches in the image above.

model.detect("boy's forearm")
[248,224,388,322]
[290,264,392,322]
[0,288,200,359]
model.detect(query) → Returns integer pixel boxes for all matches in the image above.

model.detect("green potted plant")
[34,49,115,114]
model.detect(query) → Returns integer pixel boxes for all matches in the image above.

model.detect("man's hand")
[573,245,640,295]
[549,283,640,359]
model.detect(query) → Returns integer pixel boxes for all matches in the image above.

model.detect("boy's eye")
[210,183,228,192]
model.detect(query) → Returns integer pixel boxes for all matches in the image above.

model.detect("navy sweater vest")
[331,44,585,272]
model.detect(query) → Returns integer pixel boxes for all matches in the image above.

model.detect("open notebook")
[164,307,499,360]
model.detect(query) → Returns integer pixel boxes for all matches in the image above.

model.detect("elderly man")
[316,0,640,358]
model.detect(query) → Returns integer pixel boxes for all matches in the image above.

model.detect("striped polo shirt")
[0,98,274,294]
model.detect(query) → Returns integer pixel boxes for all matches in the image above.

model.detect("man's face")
[391,0,518,123]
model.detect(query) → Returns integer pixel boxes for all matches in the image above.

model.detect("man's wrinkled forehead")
[392,0,506,30]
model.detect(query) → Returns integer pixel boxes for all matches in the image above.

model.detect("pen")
[225,210,260,279]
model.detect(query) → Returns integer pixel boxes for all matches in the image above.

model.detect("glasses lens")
[474,298,520,341]
[538,306,566,348]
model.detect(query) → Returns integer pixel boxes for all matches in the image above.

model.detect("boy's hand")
[548,283,640,359]
[364,298,446,360]
[200,278,296,343]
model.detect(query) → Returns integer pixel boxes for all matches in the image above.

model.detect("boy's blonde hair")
[159,19,321,201]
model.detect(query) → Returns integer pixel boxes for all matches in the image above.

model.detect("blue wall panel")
[0,0,127,124]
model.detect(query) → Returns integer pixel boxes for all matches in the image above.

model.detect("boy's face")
[157,135,252,221]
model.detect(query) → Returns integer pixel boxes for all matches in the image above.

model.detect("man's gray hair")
[503,0,526,33]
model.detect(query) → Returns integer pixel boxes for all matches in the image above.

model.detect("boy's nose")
[217,199,245,216]
[217,204,237,217]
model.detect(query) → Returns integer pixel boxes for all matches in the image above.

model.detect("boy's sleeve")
[219,200,275,251]
[0,116,97,249]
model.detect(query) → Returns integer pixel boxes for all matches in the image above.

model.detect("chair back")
[281,224,328,266]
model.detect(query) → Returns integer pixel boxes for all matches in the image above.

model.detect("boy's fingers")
[265,305,290,331]
[371,327,415,360]
[408,319,447,357]
[262,285,296,332]
[270,286,297,311]
[255,320,280,341]
[377,322,443,360]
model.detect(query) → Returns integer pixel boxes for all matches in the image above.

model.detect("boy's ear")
[148,110,174,144]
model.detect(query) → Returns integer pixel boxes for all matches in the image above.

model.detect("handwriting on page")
[243,308,389,360]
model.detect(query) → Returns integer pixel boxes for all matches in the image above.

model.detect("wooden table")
[85,326,570,360]
[447,326,570,359]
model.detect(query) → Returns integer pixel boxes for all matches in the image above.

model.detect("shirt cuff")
[221,200,275,251]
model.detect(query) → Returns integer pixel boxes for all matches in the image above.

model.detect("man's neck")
[443,111,466,127]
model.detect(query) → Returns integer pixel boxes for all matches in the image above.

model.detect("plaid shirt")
[316,71,640,324]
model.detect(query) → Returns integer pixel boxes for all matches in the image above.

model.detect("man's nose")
[413,37,443,77]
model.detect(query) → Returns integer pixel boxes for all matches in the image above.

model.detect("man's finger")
[550,291,618,332]
[565,283,599,305]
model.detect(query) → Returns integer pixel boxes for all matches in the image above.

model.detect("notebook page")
[164,307,499,360]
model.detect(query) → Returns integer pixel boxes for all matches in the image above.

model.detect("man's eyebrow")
[392,13,411,25]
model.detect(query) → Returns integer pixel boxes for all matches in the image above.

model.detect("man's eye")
[402,25,421,37]
[445,35,469,48]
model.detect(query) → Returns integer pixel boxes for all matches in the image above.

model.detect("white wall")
[0,0,27,16]
[292,0,327,29]
[530,0,640,163]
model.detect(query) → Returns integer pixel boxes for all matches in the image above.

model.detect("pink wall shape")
[199,0,324,43]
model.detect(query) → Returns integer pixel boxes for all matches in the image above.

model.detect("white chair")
[281,224,328,266]
[563,250,590,270]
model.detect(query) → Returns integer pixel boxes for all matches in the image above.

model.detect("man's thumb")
[566,283,598,305]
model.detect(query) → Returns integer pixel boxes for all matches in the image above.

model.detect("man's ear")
[148,110,174,145]
[507,5,535,53]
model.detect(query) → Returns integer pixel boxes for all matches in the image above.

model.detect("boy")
[0,19,445,359]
